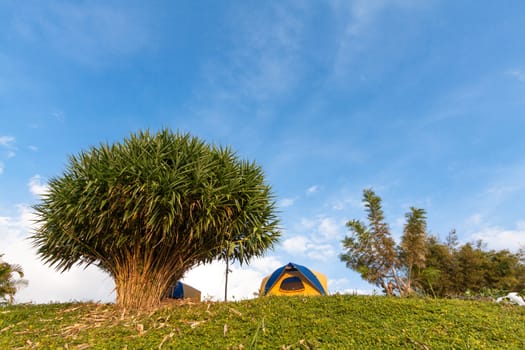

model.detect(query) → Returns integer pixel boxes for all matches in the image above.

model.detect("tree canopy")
[32,129,280,309]
[341,189,525,297]
[0,254,27,305]
[421,236,525,297]
[340,189,402,295]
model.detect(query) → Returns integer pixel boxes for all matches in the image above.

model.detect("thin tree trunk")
[391,267,408,296]
[224,254,229,302]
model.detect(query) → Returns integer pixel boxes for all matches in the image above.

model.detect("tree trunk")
[112,253,182,310]
[391,267,408,296]
[224,254,229,302]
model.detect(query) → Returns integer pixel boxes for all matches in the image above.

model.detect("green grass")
[1,295,525,349]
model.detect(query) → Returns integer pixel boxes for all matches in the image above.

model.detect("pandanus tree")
[32,129,280,309]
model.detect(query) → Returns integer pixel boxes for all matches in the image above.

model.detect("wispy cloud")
[473,161,525,217]
[329,0,429,83]
[506,69,525,82]
[279,197,296,208]
[11,2,151,66]
[331,196,360,211]
[307,185,319,194]
[462,175,525,251]
[0,136,15,146]
[51,110,65,122]
[224,3,307,102]
[0,136,16,170]
[186,3,310,139]
[329,0,391,79]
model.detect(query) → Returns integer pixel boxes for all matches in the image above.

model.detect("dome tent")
[259,262,328,296]
[167,281,201,302]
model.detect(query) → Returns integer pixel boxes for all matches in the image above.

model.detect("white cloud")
[183,256,283,301]
[306,243,337,262]
[16,204,37,232]
[331,197,358,211]
[28,175,49,197]
[318,217,344,239]
[280,215,347,263]
[295,216,346,240]
[0,162,3,175]
[282,236,309,255]
[470,223,525,252]
[486,184,522,197]
[11,238,115,304]
[282,235,337,262]
[307,185,319,194]
[248,256,284,275]
[0,136,15,146]
[0,136,16,160]
[0,205,115,304]
[279,197,296,208]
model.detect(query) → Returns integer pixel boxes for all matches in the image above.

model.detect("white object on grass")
[496,292,525,306]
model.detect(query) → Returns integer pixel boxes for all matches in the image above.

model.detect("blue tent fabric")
[167,281,201,301]
[263,264,288,295]
[170,281,184,299]
[263,262,327,296]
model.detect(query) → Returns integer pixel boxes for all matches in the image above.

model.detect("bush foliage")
[341,189,525,297]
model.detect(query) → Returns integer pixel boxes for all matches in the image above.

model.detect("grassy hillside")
[1,295,525,349]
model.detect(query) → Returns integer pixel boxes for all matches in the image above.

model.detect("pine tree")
[400,207,428,294]
[340,189,401,295]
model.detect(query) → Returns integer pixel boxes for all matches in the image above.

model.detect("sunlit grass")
[1,295,525,349]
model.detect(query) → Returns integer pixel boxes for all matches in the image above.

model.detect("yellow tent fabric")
[259,262,328,296]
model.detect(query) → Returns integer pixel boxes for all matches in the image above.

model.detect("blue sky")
[1,1,525,303]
